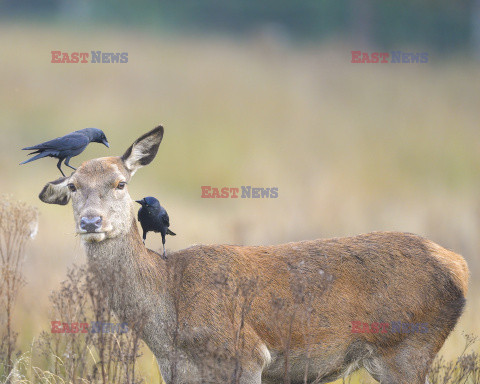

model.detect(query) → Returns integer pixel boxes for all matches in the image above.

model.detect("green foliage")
[0,0,475,51]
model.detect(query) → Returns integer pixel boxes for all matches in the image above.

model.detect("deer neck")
[81,216,169,325]
[82,216,144,268]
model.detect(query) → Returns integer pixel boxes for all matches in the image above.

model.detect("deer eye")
[116,181,127,190]
[67,183,77,192]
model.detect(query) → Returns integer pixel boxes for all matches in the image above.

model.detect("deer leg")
[238,368,262,384]
[367,339,437,384]
[156,355,203,384]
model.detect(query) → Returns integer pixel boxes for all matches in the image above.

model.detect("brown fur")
[39,127,469,384]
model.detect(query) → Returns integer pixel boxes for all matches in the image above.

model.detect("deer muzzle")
[79,216,103,233]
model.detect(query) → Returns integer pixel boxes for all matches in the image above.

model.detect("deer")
[39,126,469,384]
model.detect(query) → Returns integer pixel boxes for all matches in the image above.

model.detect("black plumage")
[136,196,176,259]
[20,128,109,176]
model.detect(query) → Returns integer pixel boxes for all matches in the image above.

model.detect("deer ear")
[121,125,164,176]
[39,176,71,205]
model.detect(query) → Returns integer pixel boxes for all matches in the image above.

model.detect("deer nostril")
[80,216,102,233]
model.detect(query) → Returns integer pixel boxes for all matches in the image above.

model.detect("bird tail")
[20,151,49,165]
[167,229,176,236]
[25,150,41,156]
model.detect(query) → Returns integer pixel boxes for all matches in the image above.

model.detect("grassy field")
[1,21,479,383]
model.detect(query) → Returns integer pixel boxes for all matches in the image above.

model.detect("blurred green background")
[1,1,480,382]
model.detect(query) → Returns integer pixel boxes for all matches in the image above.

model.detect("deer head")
[39,126,164,243]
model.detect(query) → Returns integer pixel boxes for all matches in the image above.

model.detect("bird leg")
[64,157,77,171]
[162,245,167,260]
[56,158,66,177]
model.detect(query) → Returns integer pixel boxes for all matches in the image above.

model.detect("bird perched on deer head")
[136,196,176,259]
[20,128,109,177]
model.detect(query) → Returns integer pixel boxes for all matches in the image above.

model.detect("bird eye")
[116,181,126,190]
[67,183,77,192]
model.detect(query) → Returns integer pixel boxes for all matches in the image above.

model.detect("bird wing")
[161,210,170,227]
[22,133,89,152]
[137,208,146,226]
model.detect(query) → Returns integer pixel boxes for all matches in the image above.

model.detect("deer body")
[39,126,469,384]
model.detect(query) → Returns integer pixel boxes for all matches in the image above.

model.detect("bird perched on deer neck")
[20,128,109,177]
[136,196,176,259]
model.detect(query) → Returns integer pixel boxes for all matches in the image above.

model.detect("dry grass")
[0,195,38,380]
[0,21,479,383]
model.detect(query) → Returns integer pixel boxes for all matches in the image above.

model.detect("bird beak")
[135,199,144,205]
[102,139,110,148]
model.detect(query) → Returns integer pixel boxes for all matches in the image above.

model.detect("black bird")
[20,128,109,177]
[136,196,176,259]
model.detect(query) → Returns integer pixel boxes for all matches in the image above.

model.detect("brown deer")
[39,126,469,384]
